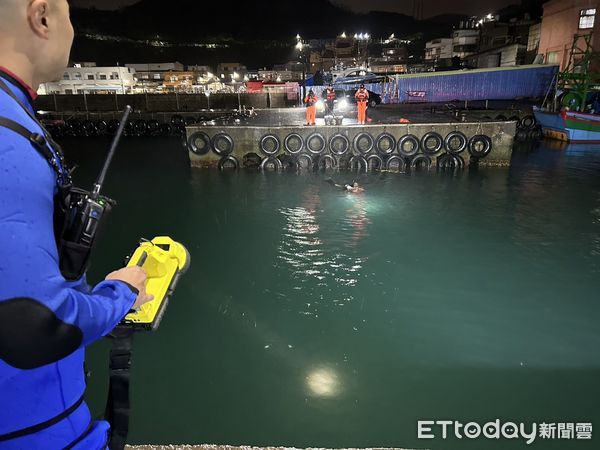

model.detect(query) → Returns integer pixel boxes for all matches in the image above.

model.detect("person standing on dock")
[304,89,318,125]
[355,84,369,125]
[325,84,336,115]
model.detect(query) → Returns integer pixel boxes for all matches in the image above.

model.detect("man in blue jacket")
[0,1,153,448]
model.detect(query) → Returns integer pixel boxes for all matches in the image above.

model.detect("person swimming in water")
[326,178,364,193]
[344,181,364,193]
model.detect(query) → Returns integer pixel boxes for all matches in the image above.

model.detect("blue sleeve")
[0,135,137,351]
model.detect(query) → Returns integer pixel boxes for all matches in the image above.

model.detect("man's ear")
[27,0,50,40]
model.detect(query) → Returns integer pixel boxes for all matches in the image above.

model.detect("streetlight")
[341,32,346,38]
[205,89,211,110]
[295,39,307,81]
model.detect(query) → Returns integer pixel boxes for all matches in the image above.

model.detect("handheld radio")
[58,106,132,280]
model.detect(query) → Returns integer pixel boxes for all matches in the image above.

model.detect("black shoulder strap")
[0,115,65,179]
[0,78,71,186]
[0,116,54,159]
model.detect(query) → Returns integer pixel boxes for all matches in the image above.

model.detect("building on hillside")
[538,0,598,70]
[39,65,135,94]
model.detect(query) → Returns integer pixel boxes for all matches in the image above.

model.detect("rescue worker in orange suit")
[304,89,318,126]
[355,84,369,125]
[325,84,336,115]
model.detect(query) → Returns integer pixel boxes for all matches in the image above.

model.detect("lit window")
[579,8,596,29]
[547,51,559,63]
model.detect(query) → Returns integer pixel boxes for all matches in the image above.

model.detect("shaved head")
[0,0,73,88]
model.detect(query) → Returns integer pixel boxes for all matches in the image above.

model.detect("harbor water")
[61,137,600,450]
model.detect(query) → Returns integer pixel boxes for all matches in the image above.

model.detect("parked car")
[316,89,381,117]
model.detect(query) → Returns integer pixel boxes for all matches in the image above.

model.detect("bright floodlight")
[341,32,346,38]
[296,41,303,50]
[296,34,301,40]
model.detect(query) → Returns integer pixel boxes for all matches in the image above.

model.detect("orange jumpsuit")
[304,93,318,125]
[355,88,369,124]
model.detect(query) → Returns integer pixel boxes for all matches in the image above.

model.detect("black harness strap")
[0,394,85,442]
[0,116,56,165]
[0,78,71,187]
[105,325,135,450]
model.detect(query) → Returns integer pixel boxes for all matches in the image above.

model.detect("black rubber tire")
[385,155,406,172]
[468,135,492,158]
[184,116,197,126]
[516,129,528,141]
[133,119,147,136]
[495,114,507,121]
[147,119,160,136]
[306,133,326,155]
[520,115,536,129]
[211,133,234,156]
[243,153,262,168]
[260,156,283,171]
[529,127,542,141]
[375,132,396,155]
[159,123,172,136]
[259,134,281,156]
[95,120,108,136]
[107,119,119,134]
[175,124,187,137]
[171,114,185,126]
[317,154,338,171]
[353,132,374,155]
[297,153,314,170]
[188,131,211,155]
[366,154,384,171]
[349,155,368,171]
[421,131,444,155]
[125,120,136,137]
[369,99,377,108]
[508,115,521,125]
[278,154,300,171]
[410,154,432,170]
[218,155,239,170]
[284,133,304,154]
[437,153,464,170]
[82,120,97,137]
[397,134,420,157]
[444,131,467,155]
[329,133,350,156]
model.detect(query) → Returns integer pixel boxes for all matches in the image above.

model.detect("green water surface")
[61,138,600,450]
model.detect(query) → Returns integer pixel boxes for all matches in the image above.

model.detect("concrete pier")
[185,121,516,170]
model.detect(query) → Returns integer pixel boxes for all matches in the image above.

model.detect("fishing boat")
[533,33,600,143]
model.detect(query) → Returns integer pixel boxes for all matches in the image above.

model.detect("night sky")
[72,0,519,18]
